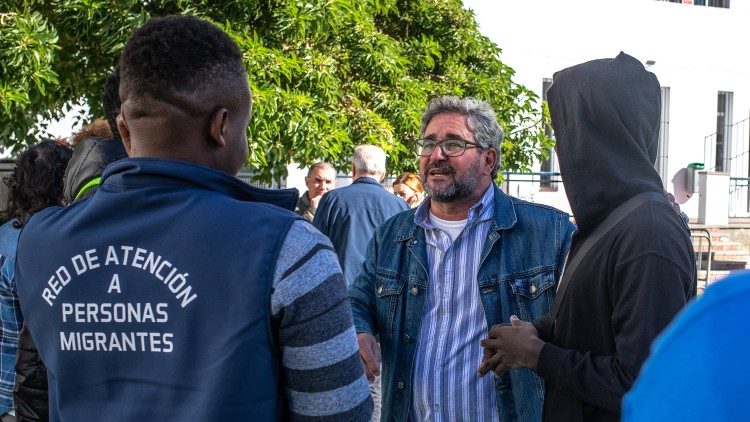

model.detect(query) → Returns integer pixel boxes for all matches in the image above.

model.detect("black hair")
[118,15,248,116]
[3,140,73,227]
[101,67,121,140]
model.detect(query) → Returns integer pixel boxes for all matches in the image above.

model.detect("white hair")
[352,144,386,178]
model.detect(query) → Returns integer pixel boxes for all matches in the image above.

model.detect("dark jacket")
[15,158,300,421]
[62,137,128,203]
[13,325,46,422]
[535,52,696,421]
[313,176,408,286]
[295,191,316,222]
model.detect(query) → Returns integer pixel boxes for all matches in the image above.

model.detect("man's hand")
[309,194,323,209]
[357,332,381,382]
[478,315,545,377]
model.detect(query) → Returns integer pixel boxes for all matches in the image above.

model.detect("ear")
[208,108,229,147]
[484,148,498,176]
[116,113,132,155]
[351,164,356,178]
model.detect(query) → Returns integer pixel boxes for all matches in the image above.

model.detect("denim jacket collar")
[393,184,517,243]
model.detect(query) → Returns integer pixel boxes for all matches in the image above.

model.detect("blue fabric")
[313,177,408,286]
[349,185,575,422]
[0,220,22,414]
[15,158,299,421]
[623,271,750,421]
[410,186,499,421]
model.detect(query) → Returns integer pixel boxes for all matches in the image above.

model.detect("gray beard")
[423,157,482,203]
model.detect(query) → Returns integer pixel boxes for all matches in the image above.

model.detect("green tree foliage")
[1,0,552,182]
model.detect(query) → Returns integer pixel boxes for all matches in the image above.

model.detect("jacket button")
[404,334,410,343]
[397,381,405,390]
[377,285,384,294]
[411,287,418,295]
[529,285,537,294]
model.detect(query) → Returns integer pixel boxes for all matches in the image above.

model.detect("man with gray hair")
[296,161,337,222]
[349,96,574,421]
[313,145,408,287]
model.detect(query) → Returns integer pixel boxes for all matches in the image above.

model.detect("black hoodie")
[534,52,696,421]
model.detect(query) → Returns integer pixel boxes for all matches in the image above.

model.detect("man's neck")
[429,200,474,221]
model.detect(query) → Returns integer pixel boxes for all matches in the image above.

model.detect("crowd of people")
[0,12,744,422]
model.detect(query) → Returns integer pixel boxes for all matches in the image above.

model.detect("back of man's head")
[119,15,247,117]
[117,15,251,173]
[352,145,386,180]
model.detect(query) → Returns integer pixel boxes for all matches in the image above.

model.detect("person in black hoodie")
[478,52,696,421]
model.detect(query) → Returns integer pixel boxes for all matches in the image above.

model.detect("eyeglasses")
[415,138,484,157]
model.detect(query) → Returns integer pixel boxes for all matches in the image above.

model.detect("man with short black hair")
[15,15,371,421]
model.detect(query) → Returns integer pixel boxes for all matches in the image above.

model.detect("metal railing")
[690,228,713,294]
[501,171,562,192]
[729,177,750,218]
[704,117,749,174]
[236,171,286,189]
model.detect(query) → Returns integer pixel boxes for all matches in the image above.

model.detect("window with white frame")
[714,91,733,172]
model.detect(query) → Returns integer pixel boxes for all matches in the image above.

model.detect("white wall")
[464,0,750,218]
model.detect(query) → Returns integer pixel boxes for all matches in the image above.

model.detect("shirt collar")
[414,183,495,229]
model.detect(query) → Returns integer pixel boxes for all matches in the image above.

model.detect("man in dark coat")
[313,144,408,287]
[479,52,696,421]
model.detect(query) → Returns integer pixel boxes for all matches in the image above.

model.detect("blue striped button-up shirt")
[410,185,499,421]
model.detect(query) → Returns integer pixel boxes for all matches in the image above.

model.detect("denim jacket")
[350,185,575,421]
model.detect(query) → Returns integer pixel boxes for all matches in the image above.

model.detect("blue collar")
[351,176,383,186]
[102,158,299,211]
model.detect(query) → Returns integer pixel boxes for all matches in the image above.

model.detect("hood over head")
[547,51,664,231]
[64,136,128,203]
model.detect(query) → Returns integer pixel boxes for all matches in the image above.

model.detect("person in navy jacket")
[14,15,371,421]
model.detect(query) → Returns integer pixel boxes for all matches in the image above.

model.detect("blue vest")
[16,158,299,421]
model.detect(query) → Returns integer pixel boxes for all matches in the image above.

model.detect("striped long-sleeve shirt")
[272,220,373,420]
[0,220,23,415]
[411,185,499,421]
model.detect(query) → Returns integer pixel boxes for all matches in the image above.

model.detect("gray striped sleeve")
[272,220,373,421]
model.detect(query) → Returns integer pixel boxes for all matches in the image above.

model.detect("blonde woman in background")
[392,172,424,208]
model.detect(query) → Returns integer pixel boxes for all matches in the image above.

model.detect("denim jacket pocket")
[508,269,556,321]
[375,269,404,336]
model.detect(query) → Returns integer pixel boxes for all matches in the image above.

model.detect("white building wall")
[464,0,750,219]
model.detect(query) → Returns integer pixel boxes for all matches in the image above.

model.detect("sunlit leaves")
[0,0,552,181]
